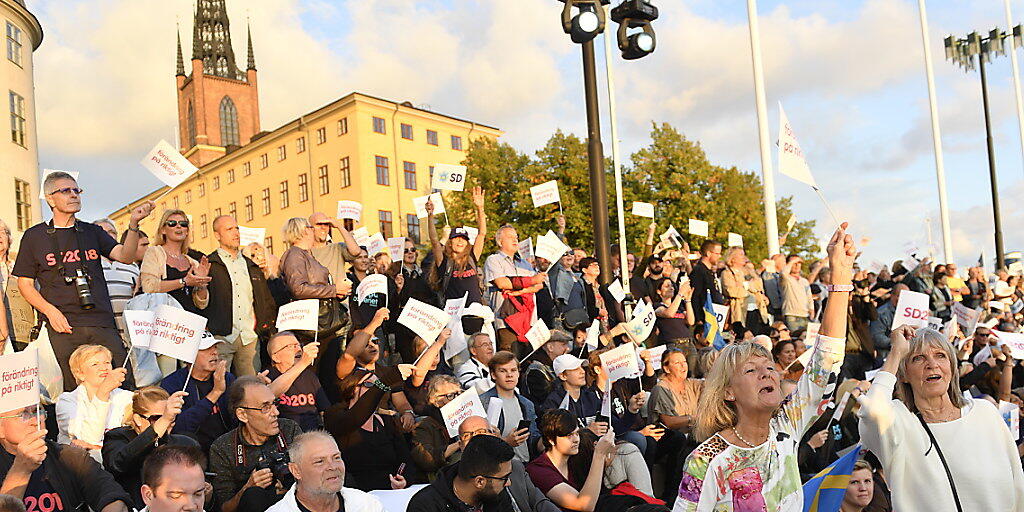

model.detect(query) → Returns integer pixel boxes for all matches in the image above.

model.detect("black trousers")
[48,325,135,392]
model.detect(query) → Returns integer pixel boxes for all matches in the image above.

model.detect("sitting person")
[646,349,703,500]
[526,409,616,512]
[480,351,540,462]
[160,335,236,451]
[520,331,572,406]
[456,333,496,392]
[408,432,517,512]
[841,460,876,512]
[538,354,601,432]
[56,344,133,462]
[265,331,329,431]
[139,445,209,512]
[266,431,387,512]
[208,376,302,512]
[411,375,464,480]
[101,387,198,510]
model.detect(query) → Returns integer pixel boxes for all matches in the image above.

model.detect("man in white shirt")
[267,431,385,512]
[456,333,495,392]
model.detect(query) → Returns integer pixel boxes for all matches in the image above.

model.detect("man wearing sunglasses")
[12,171,155,390]
[307,212,361,284]
[0,405,132,512]
[408,429,517,512]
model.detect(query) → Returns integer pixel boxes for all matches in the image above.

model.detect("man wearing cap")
[538,353,602,434]
[520,330,571,406]
[160,335,236,451]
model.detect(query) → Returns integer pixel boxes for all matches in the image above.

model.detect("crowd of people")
[0,170,1021,512]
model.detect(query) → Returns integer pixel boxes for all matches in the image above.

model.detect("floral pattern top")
[672,335,846,512]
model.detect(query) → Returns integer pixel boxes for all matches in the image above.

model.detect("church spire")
[191,0,243,80]
[246,20,255,71]
[176,26,185,76]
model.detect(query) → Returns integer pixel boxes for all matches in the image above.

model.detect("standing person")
[395,238,434,305]
[672,223,855,510]
[944,264,969,303]
[857,325,1024,511]
[207,215,277,376]
[14,171,154,390]
[55,345,133,462]
[569,257,618,332]
[266,332,328,432]
[963,266,987,310]
[485,225,545,355]
[549,251,582,317]
[870,284,907,359]
[426,187,488,304]
[481,351,540,463]
[139,445,209,512]
[408,434,517,512]
[160,337,235,451]
[780,255,815,332]
[930,272,954,322]
[0,220,12,349]
[653,277,696,353]
[308,212,362,284]
[689,240,724,325]
[140,209,211,317]
[761,254,787,318]
[93,219,141,340]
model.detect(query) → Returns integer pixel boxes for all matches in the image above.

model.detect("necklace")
[732,426,766,447]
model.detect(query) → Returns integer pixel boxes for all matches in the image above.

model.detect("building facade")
[1,0,42,245]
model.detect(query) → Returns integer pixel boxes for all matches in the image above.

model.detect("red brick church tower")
[176,0,260,166]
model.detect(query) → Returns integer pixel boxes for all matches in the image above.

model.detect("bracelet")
[180,278,187,288]
[372,380,392,393]
[126,225,141,233]
[400,410,414,416]
[826,284,855,293]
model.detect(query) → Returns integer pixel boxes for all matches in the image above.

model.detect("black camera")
[70,268,95,310]
[255,450,293,488]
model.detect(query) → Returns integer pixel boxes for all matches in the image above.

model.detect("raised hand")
[472,186,485,209]
[826,222,856,285]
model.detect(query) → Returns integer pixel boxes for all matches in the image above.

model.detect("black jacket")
[689,261,724,315]
[102,425,199,509]
[0,440,131,512]
[407,463,515,512]
[205,249,278,337]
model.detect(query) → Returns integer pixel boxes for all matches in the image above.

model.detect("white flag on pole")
[534,231,570,268]
[351,227,370,247]
[688,219,709,237]
[431,164,467,191]
[891,290,931,330]
[777,103,818,188]
[600,343,640,383]
[141,140,199,188]
[0,348,39,413]
[366,233,387,255]
[728,233,744,247]
[357,274,389,304]
[276,299,320,332]
[124,310,157,348]
[631,202,655,218]
[585,319,601,350]
[336,200,363,222]
[387,237,405,262]
[440,388,486,437]
[624,299,656,343]
[413,193,446,218]
[398,298,451,343]
[525,320,551,351]
[517,238,534,261]
[238,226,266,247]
[530,181,560,207]
[148,306,207,363]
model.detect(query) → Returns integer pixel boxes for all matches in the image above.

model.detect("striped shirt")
[101,258,139,336]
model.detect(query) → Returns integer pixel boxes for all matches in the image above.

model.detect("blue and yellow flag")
[702,290,725,350]
[802,444,863,512]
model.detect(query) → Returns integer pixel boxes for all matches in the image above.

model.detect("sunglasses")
[143,414,163,423]
[48,187,83,196]
[165,220,190,228]
[314,222,333,227]
[404,248,417,254]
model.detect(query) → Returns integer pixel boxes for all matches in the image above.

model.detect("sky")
[23,0,1024,268]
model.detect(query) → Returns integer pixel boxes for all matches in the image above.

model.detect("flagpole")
[812,188,841,227]
[602,13,632,319]
[181,362,194,393]
[1005,0,1024,181]
[746,0,781,256]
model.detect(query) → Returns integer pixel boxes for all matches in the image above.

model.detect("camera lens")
[73,269,95,310]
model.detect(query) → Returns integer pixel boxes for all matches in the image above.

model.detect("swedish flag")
[802,444,863,512]
[702,290,725,350]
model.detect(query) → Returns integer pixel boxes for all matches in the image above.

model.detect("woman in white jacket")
[56,344,133,462]
[858,325,1024,511]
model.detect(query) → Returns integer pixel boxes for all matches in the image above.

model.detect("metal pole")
[916,0,954,264]
[582,40,613,285]
[745,0,780,256]
[979,55,1007,270]
[1005,0,1024,178]
[601,14,631,306]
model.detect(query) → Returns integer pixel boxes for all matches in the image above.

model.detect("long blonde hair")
[154,209,191,254]
[895,328,966,413]
[694,341,774,441]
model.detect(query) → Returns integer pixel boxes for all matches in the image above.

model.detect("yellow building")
[109,92,501,254]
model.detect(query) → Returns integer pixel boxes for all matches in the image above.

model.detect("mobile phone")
[594,415,610,425]
[396,463,406,476]
[517,419,531,431]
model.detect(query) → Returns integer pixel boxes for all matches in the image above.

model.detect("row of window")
[372,116,464,150]
[6,22,22,67]
[373,155,434,190]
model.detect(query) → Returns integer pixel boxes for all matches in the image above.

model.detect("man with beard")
[266,431,386,512]
[407,432,516,512]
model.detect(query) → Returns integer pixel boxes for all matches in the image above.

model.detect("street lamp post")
[945,29,1018,270]
[581,40,614,286]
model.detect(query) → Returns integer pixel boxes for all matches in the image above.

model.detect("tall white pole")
[1004,0,1024,177]
[601,14,631,307]
[916,0,954,264]
[746,0,780,256]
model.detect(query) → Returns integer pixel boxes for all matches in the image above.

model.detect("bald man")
[308,213,361,283]
[457,417,559,512]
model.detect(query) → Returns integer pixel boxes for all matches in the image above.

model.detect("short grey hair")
[494,224,516,244]
[43,171,76,195]
[282,217,311,246]
[427,374,461,407]
[94,218,117,237]
[288,430,337,463]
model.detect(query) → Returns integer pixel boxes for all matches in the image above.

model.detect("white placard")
[413,192,446,218]
[124,310,157,348]
[891,290,931,330]
[993,330,1024,360]
[525,320,551,351]
[777,103,818,188]
[624,299,657,343]
[336,200,363,222]
[660,226,685,248]
[728,232,744,247]
[357,274,389,304]
[238,226,266,247]
[398,298,451,343]
[831,390,853,422]
[352,227,370,247]
[276,299,320,332]
[369,485,429,512]
[366,233,387,255]
[148,305,208,363]
[141,140,199,188]
[387,237,406,262]
[640,345,668,371]
[431,164,467,191]
[952,303,982,336]
[0,348,39,412]
[688,219,709,238]
[461,226,479,242]
[600,343,640,383]
[1000,400,1021,440]
[585,319,601,350]
[530,180,560,207]
[631,202,655,218]
[712,303,729,326]
[926,316,944,331]
[864,369,880,382]
[517,238,534,261]
[39,170,80,199]
[534,231,570,269]
[600,388,612,418]
[440,388,486,437]
[485,397,503,428]
[607,280,626,304]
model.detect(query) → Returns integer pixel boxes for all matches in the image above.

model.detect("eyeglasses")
[436,391,461,402]
[404,248,417,254]
[314,222,333,227]
[478,471,513,484]
[48,187,83,196]
[460,428,497,439]
[165,220,190,228]
[142,414,163,423]
[238,399,281,415]
[273,342,301,355]
[0,407,46,422]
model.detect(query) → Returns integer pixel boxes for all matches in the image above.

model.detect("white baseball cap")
[552,354,587,375]
[198,331,221,351]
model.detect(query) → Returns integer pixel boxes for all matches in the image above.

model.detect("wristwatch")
[180,277,187,288]
[826,284,854,293]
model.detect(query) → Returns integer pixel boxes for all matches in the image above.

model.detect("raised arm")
[425,199,444,266]
[336,308,389,380]
[411,328,450,388]
[544,432,616,512]
[471,186,487,261]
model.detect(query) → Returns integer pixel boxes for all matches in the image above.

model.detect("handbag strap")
[914,411,963,512]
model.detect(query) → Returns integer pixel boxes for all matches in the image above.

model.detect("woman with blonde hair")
[672,223,856,511]
[140,208,210,315]
[55,344,134,462]
[857,325,1024,511]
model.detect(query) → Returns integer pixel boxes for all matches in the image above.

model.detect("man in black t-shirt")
[12,172,154,390]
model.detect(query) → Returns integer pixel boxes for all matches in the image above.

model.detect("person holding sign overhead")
[14,171,155,391]
[426,187,487,305]
[673,222,856,511]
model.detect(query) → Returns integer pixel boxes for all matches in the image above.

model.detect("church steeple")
[246,21,255,71]
[176,27,185,77]
[192,0,243,80]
